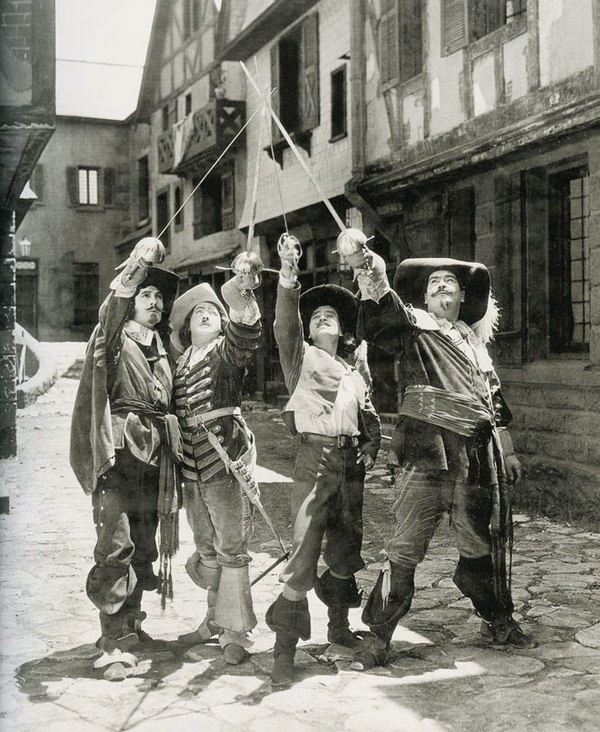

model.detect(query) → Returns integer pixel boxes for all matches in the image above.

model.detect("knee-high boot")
[351,562,415,671]
[314,569,362,647]
[265,594,311,687]
[453,555,536,648]
[178,556,221,644]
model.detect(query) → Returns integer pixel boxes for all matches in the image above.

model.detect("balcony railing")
[157,98,246,176]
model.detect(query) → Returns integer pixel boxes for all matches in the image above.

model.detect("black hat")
[140,266,180,318]
[393,257,490,325]
[299,284,358,338]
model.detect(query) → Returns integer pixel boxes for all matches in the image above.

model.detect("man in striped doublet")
[170,262,262,665]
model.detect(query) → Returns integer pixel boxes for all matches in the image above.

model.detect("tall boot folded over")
[314,570,362,648]
[266,594,311,687]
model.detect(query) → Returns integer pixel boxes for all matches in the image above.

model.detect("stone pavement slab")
[1,356,600,731]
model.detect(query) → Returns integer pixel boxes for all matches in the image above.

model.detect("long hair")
[176,308,227,351]
[125,292,172,343]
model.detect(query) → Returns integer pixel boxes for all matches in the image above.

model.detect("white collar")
[123,320,165,353]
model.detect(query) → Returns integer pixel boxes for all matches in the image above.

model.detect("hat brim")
[393,258,490,325]
[141,267,180,318]
[169,283,229,355]
[299,284,358,337]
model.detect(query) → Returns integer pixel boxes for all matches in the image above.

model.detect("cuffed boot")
[351,562,415,671]
[179,559,222,644]
[453,555,536,649]
[266,594,311,687]
[314,570,362,648]
[214,566,257,665]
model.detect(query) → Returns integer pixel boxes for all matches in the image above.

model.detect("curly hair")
[125,291,172,342]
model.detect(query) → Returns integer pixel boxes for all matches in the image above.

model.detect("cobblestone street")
[1,347,600,731]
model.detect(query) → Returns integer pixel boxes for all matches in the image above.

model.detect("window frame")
[329,65,347,142]
[156,187,171,251]
[77,166,100,207]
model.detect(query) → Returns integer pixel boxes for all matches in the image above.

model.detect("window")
[192,163,235,238]
[185,92,192,116]
[138,156,149,222]
[548,168,590,353]
[162,100,177,131]
[270,13,319,144]
[330,66,347,140]
[174,184,184,231]
[77,167,99,206]
[379,0,423,86]
[442,0,526,55]
[156,189,171,250]
[73,262,99,329]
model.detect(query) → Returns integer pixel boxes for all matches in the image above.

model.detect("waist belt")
[299,433,360,449]
[399,385,493,438]
[180,406,241,430]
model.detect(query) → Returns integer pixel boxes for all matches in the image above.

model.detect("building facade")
[14,117,130,340]
[0,0,55,457]
[349,0,600,515]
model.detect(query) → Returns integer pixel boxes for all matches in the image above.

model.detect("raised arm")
[273,234,304,394]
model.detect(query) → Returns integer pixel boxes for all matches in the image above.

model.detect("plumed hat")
[393,257,491,325]
[169,282,229,355]
[140,266,180,318]
[299,284,358,339]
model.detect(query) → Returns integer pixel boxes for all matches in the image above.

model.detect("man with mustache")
[337,229,536,672]
[71,238,181,681]
[265,234,381,687]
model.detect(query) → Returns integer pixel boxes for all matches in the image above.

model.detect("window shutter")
[442,0,467,55]
[66,166,78,206]
[114,165,129,210]
[193,178,203,239]
[103,167,116,207]
[379,3,399,85]
[221,161,235,231]
[31,164,44,202]
[270,44,282,141]
[399,0,422,83]
[299,12,319,132]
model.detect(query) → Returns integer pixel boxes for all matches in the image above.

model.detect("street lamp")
[19,238,31,257]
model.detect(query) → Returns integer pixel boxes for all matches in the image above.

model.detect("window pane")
[78,169,88,204]
[88,169,98,205]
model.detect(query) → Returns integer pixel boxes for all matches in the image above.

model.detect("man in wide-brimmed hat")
[265,234,381,687]
[170,255,263,666]
[71,237,181,681]
[337,228,536,672]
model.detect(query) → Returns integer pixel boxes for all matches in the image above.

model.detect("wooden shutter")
[221,161,235,231]
[103,167,116,207]
[399,0,422,83]
[31,164,44,202]
[66,166,78,206]
[379,1,399,85]
[270,44,282,141]
[299,12,319,132]
[442,0,467,55]
[193,177,203,239]
[114,165,129,210]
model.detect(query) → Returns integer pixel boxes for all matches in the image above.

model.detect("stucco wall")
[15,118,129,341]
[538,0,594,87]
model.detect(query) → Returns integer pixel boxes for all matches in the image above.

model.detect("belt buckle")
[336,435,345,449]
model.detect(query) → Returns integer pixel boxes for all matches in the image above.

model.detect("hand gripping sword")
[203,430,290,585]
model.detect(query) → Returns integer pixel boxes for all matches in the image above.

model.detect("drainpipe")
[346,0,409,258]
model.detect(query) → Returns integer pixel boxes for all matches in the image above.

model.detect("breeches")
[87,449,159,630]
[183,473,253,568]
[386,463,493,568]
[280,441,366,592]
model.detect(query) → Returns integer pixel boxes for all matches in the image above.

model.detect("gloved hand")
[277,233,301,281]
[116,237,166,289]
[337,229,389,302]
[221,253,263,315]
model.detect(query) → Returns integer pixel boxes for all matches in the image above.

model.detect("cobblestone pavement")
[1,347,600,731]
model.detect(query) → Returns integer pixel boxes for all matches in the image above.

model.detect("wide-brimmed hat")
[140,266,180,318]
[299,284,358,338]
[170,282,229,354]
[393,258,490,325]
